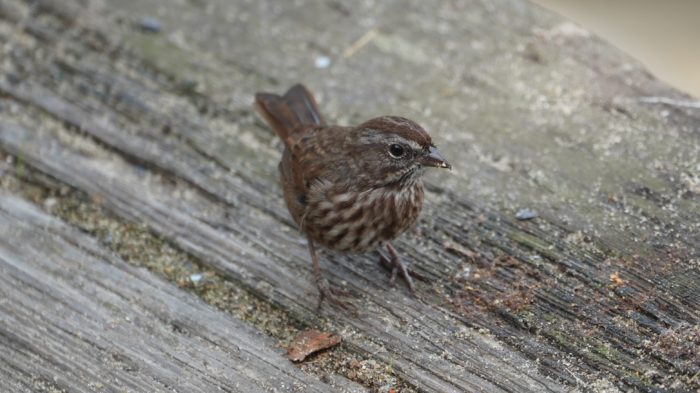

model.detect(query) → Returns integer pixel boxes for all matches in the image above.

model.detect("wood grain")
[0,0,698,391]
[0,192,338,392]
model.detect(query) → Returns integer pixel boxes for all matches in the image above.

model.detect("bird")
[255,84,450,307]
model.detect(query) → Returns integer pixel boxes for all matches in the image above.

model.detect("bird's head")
[348,116,451,188]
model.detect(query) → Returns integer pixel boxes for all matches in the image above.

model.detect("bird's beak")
[421,145,451,169]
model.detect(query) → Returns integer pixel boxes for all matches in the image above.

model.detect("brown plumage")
[255,84,450,307]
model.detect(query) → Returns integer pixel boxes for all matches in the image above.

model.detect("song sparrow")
[255,84,450,306]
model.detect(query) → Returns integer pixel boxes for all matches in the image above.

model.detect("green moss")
[125,32,196,80]
[510,230,560,261]
[591,342,624,363]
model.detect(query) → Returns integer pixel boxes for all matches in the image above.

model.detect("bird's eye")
[388,144,406,158]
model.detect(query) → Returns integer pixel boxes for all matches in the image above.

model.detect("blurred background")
[532,0,700,98]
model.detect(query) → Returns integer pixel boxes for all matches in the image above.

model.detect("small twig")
[342,29,378,58]
[637,96,700,109]
[564,367,585,387]
[688,370,699,384]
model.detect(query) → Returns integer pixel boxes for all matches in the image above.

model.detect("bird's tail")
[254,84,325,146]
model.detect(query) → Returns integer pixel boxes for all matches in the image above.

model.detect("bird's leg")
[307,238,327,309]
[307,238,352,310]
[378,243,415,292]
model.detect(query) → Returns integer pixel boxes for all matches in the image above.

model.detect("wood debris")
[287,329,341,362]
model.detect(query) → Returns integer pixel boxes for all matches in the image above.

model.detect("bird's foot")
[314,272,354,312]
[378,243,416,292]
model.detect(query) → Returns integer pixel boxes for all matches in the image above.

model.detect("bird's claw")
[314,274,354,311]
[378,245,415,292]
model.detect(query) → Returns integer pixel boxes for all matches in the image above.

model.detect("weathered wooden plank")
[0,192,338,393]
[1,0,698,391]
[0,117,566,392]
